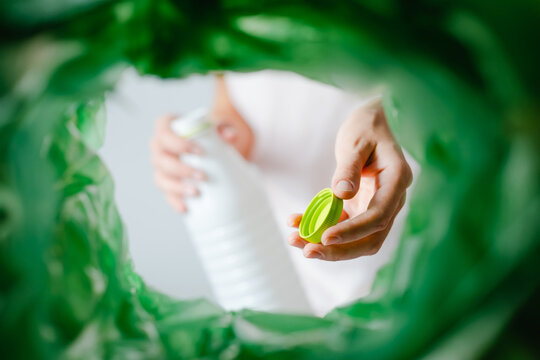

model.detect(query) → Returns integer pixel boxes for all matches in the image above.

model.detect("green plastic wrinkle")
[1,0,539,359]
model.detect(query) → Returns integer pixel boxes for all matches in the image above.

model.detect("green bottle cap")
[299,188,343,244]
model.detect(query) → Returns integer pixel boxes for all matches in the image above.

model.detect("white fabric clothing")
[226,70,410,316]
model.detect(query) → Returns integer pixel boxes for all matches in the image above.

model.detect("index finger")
[154,114,203,155]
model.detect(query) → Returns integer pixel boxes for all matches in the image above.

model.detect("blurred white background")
[100,68,214,301]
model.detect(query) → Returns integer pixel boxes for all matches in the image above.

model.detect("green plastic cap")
[299,188,343,244]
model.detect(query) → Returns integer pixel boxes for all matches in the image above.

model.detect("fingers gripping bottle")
[171,108,311,313]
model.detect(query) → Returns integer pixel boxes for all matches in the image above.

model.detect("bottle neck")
[170,108,213,139]
[179,121,213,139]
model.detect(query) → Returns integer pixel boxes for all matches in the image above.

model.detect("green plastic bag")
[1,0,539,358]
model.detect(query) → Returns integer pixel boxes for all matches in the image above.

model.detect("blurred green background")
[1,0,539,358]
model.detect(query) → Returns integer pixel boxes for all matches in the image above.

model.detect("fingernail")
[322,236,340,245]
[336,180,354,193]
[191,146,203,155]
[193,171,205,180]
[308,251,323,259]
[176,203,187,213]
[222,126,236,140]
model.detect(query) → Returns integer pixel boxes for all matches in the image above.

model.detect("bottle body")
[175,119,311,313]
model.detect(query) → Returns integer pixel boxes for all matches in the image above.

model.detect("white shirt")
[226,70,411,315]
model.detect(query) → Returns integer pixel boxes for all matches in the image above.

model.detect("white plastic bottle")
[171,108,311,313]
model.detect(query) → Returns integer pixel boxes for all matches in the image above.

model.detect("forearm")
[208,74,254,160]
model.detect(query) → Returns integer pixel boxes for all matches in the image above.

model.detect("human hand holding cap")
[151,114,207,213]
[287,99,412,261]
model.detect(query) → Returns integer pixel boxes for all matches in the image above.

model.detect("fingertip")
[183,184,199,197]
[332,179,356,199]
[287,232,307,249]
[223,130,237,142]
[287,232,297,244]
[217,124,237,143]
[188,144,204,155]
[303,244,324,259]
[192,170,206,181]
[321,226,342,245]
[321,234,341,246]
[287,213,303,227]
[165,192,187,212]
[171,200,187,213]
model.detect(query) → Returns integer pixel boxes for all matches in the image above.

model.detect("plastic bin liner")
[1,0,539,358]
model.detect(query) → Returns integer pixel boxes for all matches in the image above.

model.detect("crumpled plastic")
[1,0,539,359]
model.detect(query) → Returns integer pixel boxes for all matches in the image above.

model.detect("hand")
[150,114,206,213]
[151,77,253,212]
[287,98,412,261]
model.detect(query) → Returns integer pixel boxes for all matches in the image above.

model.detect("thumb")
[332,140,373,199]
[216,123,237,144]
